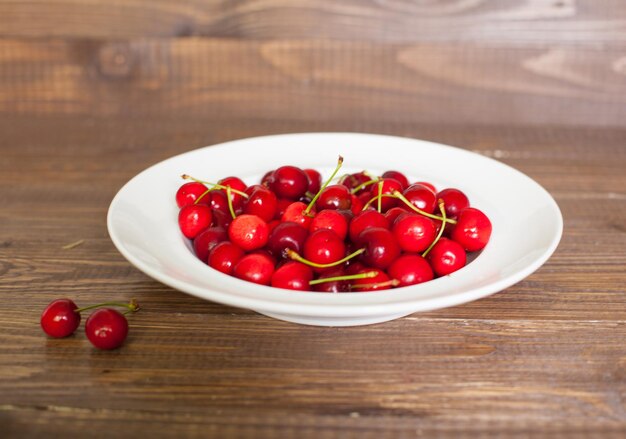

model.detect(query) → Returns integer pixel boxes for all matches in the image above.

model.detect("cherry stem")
[285,247,365,269]
[75,299,140,314]
[377,181,383,213]
[304,156,344,216]
[308,270,378,286]
[194,188,212,205]
[392,191,457,225]
[182,175,249,199]
[422,199,447,258]
[350,178,380,195]
[362,193,396,210]
[352,279,401,289]
[226,186,237,220]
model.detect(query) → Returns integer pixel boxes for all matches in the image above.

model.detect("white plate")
[107,133,563,326]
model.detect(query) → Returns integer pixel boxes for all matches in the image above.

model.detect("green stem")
[303,156,344,216]
[285,247,364,269]
[352,279,400,289]
[362,193,396,211]
[309,270,378,286]
[75,299,140,314]
[182,175,249,199]
[422,199,447,258]
[350,178,380,195]
[377,181,383,213]
[226,186,237,220]
[392,191,457,225]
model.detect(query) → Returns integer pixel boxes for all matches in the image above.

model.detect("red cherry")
[176,182,209,208]
[350,194,363,215]
[382,170,409,190]
[85,308,129,350]
[310,209,349,241]
[40,299,81,338]
[349,210,389,244]
[266,221,309,259]
[228,214,269,251]
[437,188,470,219]
[268,166,309,200]
[193,226,228,263]
[303,229,346,268]
[271,261,313,291]
[339,172,370,194]
[233,253,275,285]
[211,209,233,230]
[392,213,437,253]
[243,185,278,222]
[387,254,434,287]
[358,227,401,269]
[450,207,492,251]
[385,206,409,225]
[370,178,403,212]
[427,238,467,276]
[178,204,212,239]
[415,181,437,194]
[304,169,322,194]
[402,184,437,214]
[315,184,352,211]
[281,201,314,229]
[352,268,394,291]
[218,176,247,209]
[208,241,245,275]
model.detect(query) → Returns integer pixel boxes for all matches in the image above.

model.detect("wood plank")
[1,39,626,127]
[0,0,626,43]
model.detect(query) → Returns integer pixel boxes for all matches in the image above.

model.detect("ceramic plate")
[107,133,563,326]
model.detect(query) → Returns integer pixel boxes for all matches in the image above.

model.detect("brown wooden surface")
[1,1,626,438]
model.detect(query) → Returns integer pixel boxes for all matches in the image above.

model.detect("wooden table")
[1,1,626,437]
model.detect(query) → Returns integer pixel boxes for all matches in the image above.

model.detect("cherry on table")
[41,299,81,338]
[85,308,129,350]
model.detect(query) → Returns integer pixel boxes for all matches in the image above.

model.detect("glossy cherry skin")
[392,213,437,253]
[385,206,409,225]
[402,184,437,214]
[228,214,269,251]
[176,182,210,208]
[233,253,275,285]
[427,238,467,276]
[349,210,389,244]
[271,261,314,291]
[303,229,346,268]
[450,207,492,251]
[381,170,409,190]
[358,227,401,270]
[268,165,309,200]
[387,254,434,287]
[193,226,228,263]
[370,178,402,212]
[437,188,470,219]
[218,176,247,209]
[415,181,437,194]
[316,184,352,211]
[311,267,351,292]
[310,209,349,241]
[339,171,370,194]
[208,241,245,275]
[85,308,129,350]
[178,204,212,239]
[41,299,81,338]
[243,186,278,222]
[281,201,314,229]
[304,169,322,195]
[266,221,309,259]
[352,268,393,291]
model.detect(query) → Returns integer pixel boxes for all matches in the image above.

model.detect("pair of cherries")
[41,299,139,350]
[176,157,492,292]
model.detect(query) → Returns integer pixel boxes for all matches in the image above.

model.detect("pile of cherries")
[176,157,492,292]
[40,299,139,349]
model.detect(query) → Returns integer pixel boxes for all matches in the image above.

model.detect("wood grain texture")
[1,39,625,127]
[1,114,626,437]
[1,0,626,43]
